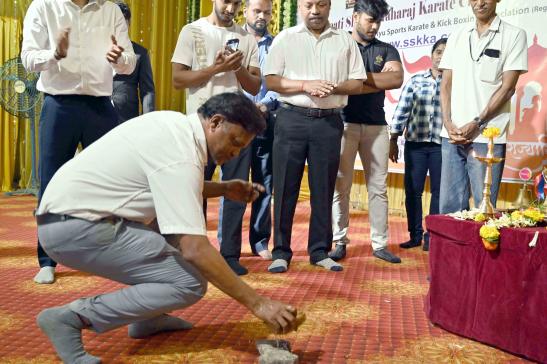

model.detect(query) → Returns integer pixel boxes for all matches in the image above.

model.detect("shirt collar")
[349,32,379,49]
[62,0,101,8]
[469,15,501,34]
[297,22,339,38]
[243,24,273,44]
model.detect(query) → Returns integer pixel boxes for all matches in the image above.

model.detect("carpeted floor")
[0,195,531,363]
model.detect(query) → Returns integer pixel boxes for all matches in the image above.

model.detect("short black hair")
[431,37,447,53]
[198,92,266,135]
[353,0,390,21]
[115,1,131,21]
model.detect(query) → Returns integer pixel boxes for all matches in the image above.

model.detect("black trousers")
[404,141,442,242]
[272,107,343,264]
[37,94,119,267]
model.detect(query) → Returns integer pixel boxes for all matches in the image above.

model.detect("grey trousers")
[37,217,207,333]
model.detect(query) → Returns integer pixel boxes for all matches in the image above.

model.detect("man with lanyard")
[214,0,279,275]
[390,38,447,251]
[330,0,403,263]
[265,0,366,273]
[171,0,261,275]
[439,0,528,213]
[21,0,136,284]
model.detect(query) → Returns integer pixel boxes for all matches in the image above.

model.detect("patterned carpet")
[0,195,532,363]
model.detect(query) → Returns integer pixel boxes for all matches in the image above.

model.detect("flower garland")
[449,207,545,250]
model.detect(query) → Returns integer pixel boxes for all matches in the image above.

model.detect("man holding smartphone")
[171,0,261,275]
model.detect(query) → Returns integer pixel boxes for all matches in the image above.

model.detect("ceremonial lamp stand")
[474,135,504,217]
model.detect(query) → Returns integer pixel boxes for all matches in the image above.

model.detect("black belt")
[36,213,119,225]
[279,102,342,118]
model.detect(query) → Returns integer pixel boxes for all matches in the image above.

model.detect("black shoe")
[328,244,346,261]
[399,240,421,249]
[226,259,248,276]
[373,248,401,263]
[423,233,430,251]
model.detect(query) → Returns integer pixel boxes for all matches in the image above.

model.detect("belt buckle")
[308,108,321,118]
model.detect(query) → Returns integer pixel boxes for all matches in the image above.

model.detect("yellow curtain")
[0,16,26,192]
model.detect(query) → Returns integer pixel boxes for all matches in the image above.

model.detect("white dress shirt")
[21,0,136,96]
[264,23,366,109]
[439,16,528,143]
[37,111,208,236]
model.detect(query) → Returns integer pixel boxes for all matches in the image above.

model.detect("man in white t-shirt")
[438,0,528,213]
[34,93,299,363]
[171,0,260,114]
[171,0,262,275]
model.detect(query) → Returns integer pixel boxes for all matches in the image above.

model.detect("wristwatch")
[473,117,488,127]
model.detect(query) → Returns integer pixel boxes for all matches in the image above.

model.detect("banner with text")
[329,0,546,182]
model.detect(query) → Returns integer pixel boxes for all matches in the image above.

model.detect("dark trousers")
[403,141,442,243]
[204,146,251,261]
[249,114,274,254]
[205,113,275,261]
[37,94,119,267]
[272,107,343,264]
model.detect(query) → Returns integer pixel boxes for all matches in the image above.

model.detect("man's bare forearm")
[179,235,261,310]
[364,70,404,90]
[172,63,217,89]
[440,69,454,130]
[265,75,304,94]
[477,71,521,123]
[203,181,228,198]
[360,83,381,94]
[236,66,261,95]
[333,79,364,95]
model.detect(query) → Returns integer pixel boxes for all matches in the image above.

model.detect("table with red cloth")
[425,215,547,363]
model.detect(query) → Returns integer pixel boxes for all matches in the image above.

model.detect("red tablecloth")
[425,215,547,363]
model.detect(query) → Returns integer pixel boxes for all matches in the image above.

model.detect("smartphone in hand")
[225,38,239,54]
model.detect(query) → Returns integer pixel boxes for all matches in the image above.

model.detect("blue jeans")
[37,94,119,267]
[439,138,506,214]
[249,113,274,253]
[404,141,441,243]
[204,146,252,262]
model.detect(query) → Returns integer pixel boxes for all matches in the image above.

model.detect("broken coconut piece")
[256,340,298,364]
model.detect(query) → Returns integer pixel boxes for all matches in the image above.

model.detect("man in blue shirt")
[217,0,278,274]
[390,38,447,251]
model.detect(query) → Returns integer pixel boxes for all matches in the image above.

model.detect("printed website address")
[389,33,448,50]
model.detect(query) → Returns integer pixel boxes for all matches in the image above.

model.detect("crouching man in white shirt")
[35,93,299,364]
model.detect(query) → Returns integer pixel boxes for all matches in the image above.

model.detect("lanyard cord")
[468,29,498,62]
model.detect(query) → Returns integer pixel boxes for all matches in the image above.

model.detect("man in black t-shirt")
[330,0,403,263]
